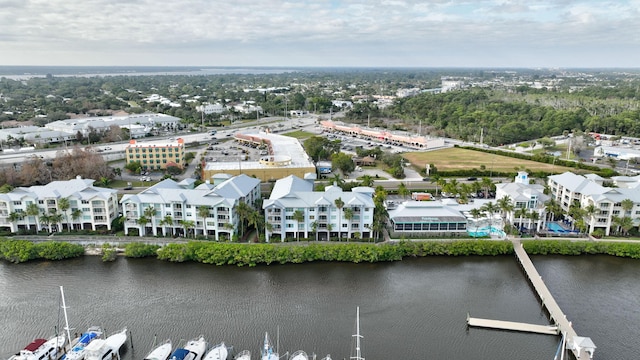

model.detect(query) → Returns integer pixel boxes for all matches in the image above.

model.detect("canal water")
[0,255,636,360]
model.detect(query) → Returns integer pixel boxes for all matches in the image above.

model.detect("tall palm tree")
[514,208,528,231]
[136,215,149,236]
[480,202,498,230]
[496,196,514,226]
[330,173,345,188]
[458,183,472,204]
[49,212,63,233]
[621,199,634,216]
[160,215,174,237]
[40,213,52,233]
[583,203,597,234]
[248,209,263,242]
[544,199,562,222]
[71,209,83,231]
[469,208,484,235]
[480,177,494,199]
[292,209,305,241]
[397,182,410,200]
[343,207,354,241]
[143,205,157,236]
[311,221,318,241]
[179,219,195,238]
[57,197,71,232]
[8,212,24,233]
[528,210,540,234]
[235,202,252,238]
[334,197,345,241]
[443,179,459,198]
[197,205,210,238]
[25,203,40,233]
[619,216,634,237]
[430,174,442,197]
[360,175,374,187]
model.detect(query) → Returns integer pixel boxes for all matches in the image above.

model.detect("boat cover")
[170,349,190,360]
[24,339,47,352]
[79,332,99,345]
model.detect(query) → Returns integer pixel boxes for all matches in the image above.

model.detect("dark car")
[467,177,477,181]
[422,177,430,181]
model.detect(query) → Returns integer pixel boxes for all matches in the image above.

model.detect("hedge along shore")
[1,238,640,265]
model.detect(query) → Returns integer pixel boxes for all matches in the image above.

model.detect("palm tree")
[235,201,252,237]
[514,208,528,232]
[443,179,459,198]
[430,174,442,197]
[397,182,410,200]
[544,199,562,222]
[311,221,318,241]
[480,202,498,230]
[143,205,157,236]
[136,215,149,236]
[179,219,196,238]
[583,203,597,234]
[326,223,333,241]
[480,177,494,199]
[619,216,634,236]
[292,209,305,241]
[40,213,52,233]
[223,222,235,241]
[8,212,24,233]
[469,208,484,235]
[57,197,71,232]
[360,174,374,187]
[248,209,263,242]
[197,205,210,238]
[458,183,472,204]
[71,209,83,231]
[621,199,634,216]
[334,197,345,241]
[160,215,174,237]
[25,203,40,233]
[528,210,540,234]
[330,173,345,188]
[497,196,514,226]
[343,207,354,241]
[49,212,63,233]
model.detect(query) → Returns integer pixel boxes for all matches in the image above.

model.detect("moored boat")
[169,336,207,360]
[350,307,364,360]
[289,350,308,360]
[62,326,103,360]
[233,350,250,360]
[203,342,228,360]
[84,328,128,360]
[260,333,278,360]
[144,339,172,360]
[7,336,66,360]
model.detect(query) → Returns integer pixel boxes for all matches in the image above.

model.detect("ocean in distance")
[0,66,301,80]
[0,254,637,360]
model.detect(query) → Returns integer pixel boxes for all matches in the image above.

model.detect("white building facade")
[121,175,261,240]
[263,175,374,242]
[0,177,119,233]
[495,171,549,232]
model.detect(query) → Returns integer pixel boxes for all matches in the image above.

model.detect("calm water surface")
[0,255,636,360]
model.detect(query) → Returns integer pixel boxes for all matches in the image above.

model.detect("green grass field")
[282,130,316,139]
[403,147,575,173]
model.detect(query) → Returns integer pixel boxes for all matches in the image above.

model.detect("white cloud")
[0,0,637,67]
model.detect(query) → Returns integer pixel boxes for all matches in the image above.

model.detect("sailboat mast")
[351,307,364,360]
[60,286,72,343]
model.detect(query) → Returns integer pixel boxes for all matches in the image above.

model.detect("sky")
[0,0,639,68]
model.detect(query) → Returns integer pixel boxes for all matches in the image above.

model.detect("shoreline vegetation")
[1,238,640,265]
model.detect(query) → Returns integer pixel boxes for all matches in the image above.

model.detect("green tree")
[331,152,355,175]
[496,196,514,226]
[8,212,24,233]
[160,215,174,237]
[360,174,374,187]
[25,203,40,233]
[197,205,210,238]
[136,215,149,236]
[292,209,305,241]
[143,205,157,236]
[334,197,345,241]
[343,207,354,241]
[57,197,71,232]
[71,209,83,231]
[397,182,410,200]
[235,201,252,237]
[303,136,340,162]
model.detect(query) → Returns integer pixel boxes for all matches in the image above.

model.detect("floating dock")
[467,314,559,335]
[467,240,596,360]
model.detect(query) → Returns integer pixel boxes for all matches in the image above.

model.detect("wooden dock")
[467,314,559,335]
[511,240,595,360]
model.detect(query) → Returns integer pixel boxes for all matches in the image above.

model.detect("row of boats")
[7,287,364,360]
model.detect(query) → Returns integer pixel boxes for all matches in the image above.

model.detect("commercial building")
[547,172,640,235]
[0,176,119,233]
[202,131,316,182]
[263,175,374,242]
[121,174,261,240]
[125,138,185,171]
[321,120,446,149]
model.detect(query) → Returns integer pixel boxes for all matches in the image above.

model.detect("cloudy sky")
[1,0,638,68]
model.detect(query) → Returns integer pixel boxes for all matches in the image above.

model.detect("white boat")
[233,350,250,360]
[289,350,308,360]
[7,335,66,360]
[169,336,207,360]
[320,355,331,360]
[203,342,228,360]
[62,326,104,360]
[144,339,172,360]
[260,333,278,360]
[350,307,364,360]
[84,328,128,360]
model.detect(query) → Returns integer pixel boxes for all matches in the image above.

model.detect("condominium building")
[121,174,261,240]
[263,175,375,242]
[125,138,185,171]
[547,172,640,235]
[495,171,549,231]
[0,176,119,233]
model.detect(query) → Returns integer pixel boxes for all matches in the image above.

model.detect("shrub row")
[0,239,85,263]
[522,240,640,258]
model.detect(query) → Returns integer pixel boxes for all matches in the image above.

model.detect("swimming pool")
[547,222,567,232]
[468,226,506,238]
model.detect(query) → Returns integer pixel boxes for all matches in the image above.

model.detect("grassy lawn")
[282,130,316,139]
[403,147,576,173]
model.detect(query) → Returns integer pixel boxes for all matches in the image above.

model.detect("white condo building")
[547,172,640,235]
[495,171,549,232]
[121,175,261,240]
[263,175,375,242]
[0,176,119,233]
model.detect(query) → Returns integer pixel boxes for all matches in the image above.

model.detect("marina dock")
[467,314,559,335]
[468,240,596,360]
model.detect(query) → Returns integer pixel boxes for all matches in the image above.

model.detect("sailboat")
[260,333,278,360]
[554,332,567,360]
[350,307,364,360]
[144,339,173,360]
